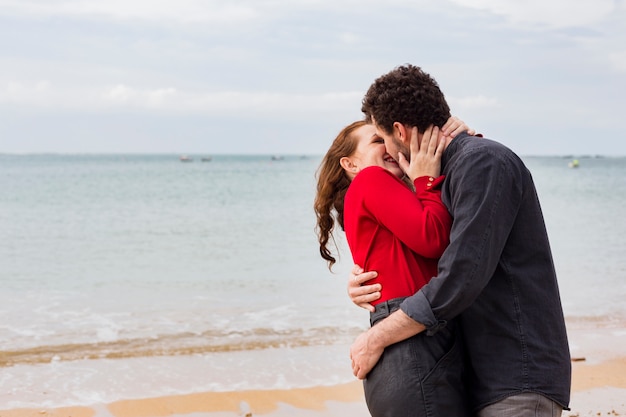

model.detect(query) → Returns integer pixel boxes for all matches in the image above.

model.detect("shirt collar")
[442,131,471,170]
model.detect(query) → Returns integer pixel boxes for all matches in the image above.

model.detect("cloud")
[103,85,178,107]
[0,0,261,23]
[609,51,626,73]
[0,0,618,32]
[110,88,363,117]
[2,80,362,118]
[0,0,502,26]
[104,84,136,102]
[1,80,52,105]
[448,95,499,110]
[1,0,624,155]
[447,0,615,29]
[339,32,360,45]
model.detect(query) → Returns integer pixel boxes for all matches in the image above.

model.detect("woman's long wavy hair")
[314,120,366,270]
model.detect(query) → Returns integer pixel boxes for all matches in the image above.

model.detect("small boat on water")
[568,159,580,168]
[201,156,212,162]
[271,155,284,161]
[179,155,193,162]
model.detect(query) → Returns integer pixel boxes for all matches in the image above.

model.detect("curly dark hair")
[361,64,451,135]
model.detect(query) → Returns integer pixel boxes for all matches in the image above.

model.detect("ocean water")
[1,154,625,408]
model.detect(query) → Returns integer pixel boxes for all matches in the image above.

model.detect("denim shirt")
[400,133,571,410]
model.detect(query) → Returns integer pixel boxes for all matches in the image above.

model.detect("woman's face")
[348,124,403,178]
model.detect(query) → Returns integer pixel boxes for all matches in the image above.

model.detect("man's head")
[361,64,451,159]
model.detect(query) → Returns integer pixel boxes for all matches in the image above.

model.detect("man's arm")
[405,145,522,323]
[349,140,523,378]
[350,308,425,379]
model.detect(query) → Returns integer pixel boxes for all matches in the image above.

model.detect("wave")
[4,314,625,368]
[0,326,364,368]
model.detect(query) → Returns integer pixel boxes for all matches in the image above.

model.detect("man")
[349,64,571,416]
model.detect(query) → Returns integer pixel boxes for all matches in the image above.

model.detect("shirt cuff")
[399,291,448,336]
[413,175,445,191]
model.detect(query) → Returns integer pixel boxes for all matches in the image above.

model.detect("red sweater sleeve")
[349,166,451,259]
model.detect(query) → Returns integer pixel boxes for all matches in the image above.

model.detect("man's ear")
[393,122,410,146]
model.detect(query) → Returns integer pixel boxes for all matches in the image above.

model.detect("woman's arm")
[347,117,475,311]
[354,166,451,258]
[357,125,452,258]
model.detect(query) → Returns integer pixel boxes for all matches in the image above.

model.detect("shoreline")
[1,325,625,417]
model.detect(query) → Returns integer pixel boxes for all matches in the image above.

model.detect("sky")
[0,0,625,156]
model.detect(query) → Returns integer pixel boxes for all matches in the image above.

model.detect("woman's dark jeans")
[364,297,470,417]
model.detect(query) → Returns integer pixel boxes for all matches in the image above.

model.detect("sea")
[1,153,625,409]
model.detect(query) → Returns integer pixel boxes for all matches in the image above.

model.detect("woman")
[314,119,472,417]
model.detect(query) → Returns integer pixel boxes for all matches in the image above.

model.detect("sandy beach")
[1,323,625,417]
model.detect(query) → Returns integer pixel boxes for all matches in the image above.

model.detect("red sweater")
[343,166,452,305]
